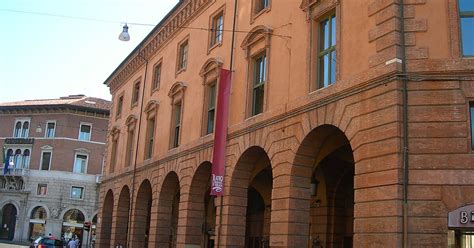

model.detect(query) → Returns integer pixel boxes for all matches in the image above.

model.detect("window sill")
[246,112,263,121]
[176,67,187,76]
[208,41,223,54]
[130,102,138,109]
[251,7,270,23]
[151,87,160,95]
[309,82,335,95]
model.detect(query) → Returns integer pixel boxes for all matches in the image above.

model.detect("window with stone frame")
[37,184,47,195]
[131,80,141,106]
[317,13,336,89]
[13,119,30,138]
[459,0,474,56]
[168,82,186,148]
[40,150,52,170]
[210,11,224,47]
[253,0,270,15]
[79,123,92,141]
[144,101,158,159]
[251,52,267,116]
[73,153,88,174]
[200,59,222,136]
[116,94,124,118]
[241,26,272,118]
[177,39,189,72]
[70,186,84,200]
[124,115,137,167]
[152,61,162,91]
[109,128,120,174]
[45,121,56,138]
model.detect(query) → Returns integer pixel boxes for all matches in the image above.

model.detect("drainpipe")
[127,49,148,248]
[399,1,409,248]
[216,0,237,247]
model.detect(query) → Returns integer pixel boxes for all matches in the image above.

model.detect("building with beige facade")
[97,0,474,247]
[0,95,110,245]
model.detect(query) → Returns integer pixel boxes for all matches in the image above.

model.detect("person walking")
[68,237,79,248]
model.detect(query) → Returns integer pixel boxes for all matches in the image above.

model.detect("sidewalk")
[0,241,29,248]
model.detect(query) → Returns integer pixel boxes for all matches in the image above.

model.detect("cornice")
[0,106,109,118]
[106,0,213,93]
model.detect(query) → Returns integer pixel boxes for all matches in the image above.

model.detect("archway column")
[270,157,312,248]
[96,190,113,248]
[110,192,130,248]
[218,164,252,248]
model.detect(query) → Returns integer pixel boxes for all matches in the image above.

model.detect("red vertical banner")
[211,68,232,196]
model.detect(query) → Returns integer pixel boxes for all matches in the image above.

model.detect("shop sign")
[448,204,474,229]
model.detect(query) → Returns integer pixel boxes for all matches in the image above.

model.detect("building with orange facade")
[97,0,474,247]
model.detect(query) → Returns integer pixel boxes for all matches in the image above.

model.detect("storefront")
[62,209,84,246]
[448,204,474,248]
[29,206,47,240]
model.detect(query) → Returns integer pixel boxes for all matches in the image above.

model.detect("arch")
[0,203,18,240]
[131,179,153,247]
[184,161,214,247]
[240,25,273,49]
[14,121,21,136]
[199,58,223,77]
[28,204,50,219]
[291,124,355,248]
[0,200,20,213]
[23,149,30,168]
[29,206,48,240]
[114,185,131,247]
[156,171,181,248]
[63,209,85,223]
[98,189,114,248]
[60,206,88,222]
[62,208,86,245]
[168,81,188,97]
[223,146,273,247]
[14,149,22,168]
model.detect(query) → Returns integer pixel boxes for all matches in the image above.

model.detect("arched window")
[21,122,29,138]
[14,122,22,137]
[14,149,22,169]
[63,209,85,224]
[5,149,13,167]
[23,150,30,168]
[31,206,47,219]
[62,209,85,244]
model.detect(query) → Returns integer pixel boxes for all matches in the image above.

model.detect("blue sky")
[0,0,179,102]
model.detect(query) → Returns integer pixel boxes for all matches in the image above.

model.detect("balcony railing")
[0,167,29,176]
[0,168,28,191]
[4,138,34,145]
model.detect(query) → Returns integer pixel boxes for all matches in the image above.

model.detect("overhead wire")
[0,8,292,39]
[0,5,293,139]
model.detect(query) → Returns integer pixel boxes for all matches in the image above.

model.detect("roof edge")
[103,0,185,86]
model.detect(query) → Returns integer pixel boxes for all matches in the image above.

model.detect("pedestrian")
[68,237,78,248]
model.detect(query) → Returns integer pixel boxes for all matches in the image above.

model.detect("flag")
[211,68,231,196]
[3,147,11,175]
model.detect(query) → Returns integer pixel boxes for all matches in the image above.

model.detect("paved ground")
[0,242,29,248]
